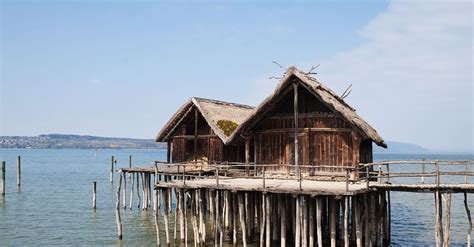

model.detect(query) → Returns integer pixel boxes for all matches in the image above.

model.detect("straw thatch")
[155,97,254,143]
[227,67,387,148]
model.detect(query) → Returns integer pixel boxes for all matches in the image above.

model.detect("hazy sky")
[1,0,472,153]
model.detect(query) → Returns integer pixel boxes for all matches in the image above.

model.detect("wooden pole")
[443,193,452,247]
[115,172,123,240]
[179,189,185,242]
[16,156,21,187]
[265,194,271,247]
[354,196,362,247]
[128,155,132,180]
[307,198,314,247]
[194,108,198,164]
[464,192,472,247]
[129,173,134,210]
[281,194,287,247]
[233,193,238,245]
[184,190,188,245]
[238,193,248,247]
[1,161,5,196]
[199,189,206,244]
[344,196,349,247]
[245,139,250,176]
[302,196,308,247]
[162,189,170,245]
[316,197,323,247]
[110,156,114,184]
[435,190,444,247]
[154,187,161,246]
[191,190,199,246]
[329,197,336,247]
[123,172,127,209]
[136,173,141,208]
[260,193,266,247]
[294,82,299,177]
[92,181,97,209]
[295,196,301,247]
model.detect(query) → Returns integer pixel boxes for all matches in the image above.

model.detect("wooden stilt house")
[227,67,387,177]
[155,97,254,165]
[155,67,386,178]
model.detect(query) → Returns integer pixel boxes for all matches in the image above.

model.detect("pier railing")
[154,161,358,192]
[359,160,474,189]
[153,160,474,192]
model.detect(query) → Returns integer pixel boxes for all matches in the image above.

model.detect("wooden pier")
[113,160,473,247]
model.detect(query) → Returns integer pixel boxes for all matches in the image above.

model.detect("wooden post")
[245,139,250,176]
[435,190,444,247]
[295,196,301,247]
[167,140,171,163]
[239,193,247,247]
[281,194,287,247]
[154,187,160,246]
[266,194,271,247]
[443,193,452,247]
[136,173,141,208]
[199,189,206,244]
[16,156,21,187]
[262,165,266,188]
[92,181,97,209]
[1,161,5,196]
[191,190,199,246]
[179,189,185,242]
[294,82,299,177]
[162,189,170,245]
[110,156,114,184]
[260,193,266,247]
[129,173,134,210]
[464,192,472,247]
[123,172,127,209]
[329,197,336,247]
[194,108,198,164]
[302,196,308,247]
[217,191,223,246]
[344,196,349,247]
[354,196,362,247]
[316,197,323,247]
[115,173,123,240]
[233,193,238,245]
[128,155,132,178]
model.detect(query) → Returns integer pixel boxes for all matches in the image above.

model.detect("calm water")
[0,149,473,246]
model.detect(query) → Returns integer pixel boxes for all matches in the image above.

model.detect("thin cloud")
[317,0,472,152]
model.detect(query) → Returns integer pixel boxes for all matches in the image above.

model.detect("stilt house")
[156,67,386,177]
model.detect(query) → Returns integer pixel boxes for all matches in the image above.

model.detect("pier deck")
[155,177,371,195]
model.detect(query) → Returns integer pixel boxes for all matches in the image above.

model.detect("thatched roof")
[227,67,387,148]
[155,97,254,143]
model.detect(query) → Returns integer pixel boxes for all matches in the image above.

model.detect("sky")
[1,0,472,153]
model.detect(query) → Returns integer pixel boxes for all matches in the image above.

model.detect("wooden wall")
[168,107,246,164]
[252,83,371,174]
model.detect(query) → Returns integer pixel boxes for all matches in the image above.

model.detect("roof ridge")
[192,97,255,109]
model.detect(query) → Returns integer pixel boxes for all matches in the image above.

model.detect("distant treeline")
[0,134,166,149]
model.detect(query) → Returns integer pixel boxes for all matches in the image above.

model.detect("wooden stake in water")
[92,182,97,209]
[110,156,115,184]
[1,161,5,195]
[17,156,21,187]
[115,173,123,240]
[128,155,132,179]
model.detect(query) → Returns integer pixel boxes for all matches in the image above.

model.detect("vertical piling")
[1,161,5,195]
[115,173,123,240]
[110,156,114,184]
[238,193,247,247]
[92,181,97,209]
[154,187,160,246]
[281,194,287,247]
[16,156,21,187]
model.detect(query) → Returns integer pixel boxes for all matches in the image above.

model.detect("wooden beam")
[255,128,353,135]
[245,139,250,175]
[194,108,198,164]
[294,82,299,177]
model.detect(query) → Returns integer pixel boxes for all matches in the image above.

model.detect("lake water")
[0,149,473,246]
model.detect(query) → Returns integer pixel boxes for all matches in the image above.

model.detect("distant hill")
[0,134,166,149]
[374,141,430,154]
